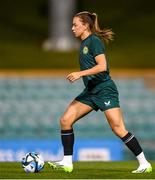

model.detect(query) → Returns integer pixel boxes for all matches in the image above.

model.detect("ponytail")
[91,13,114,43]
[75,11,114,43]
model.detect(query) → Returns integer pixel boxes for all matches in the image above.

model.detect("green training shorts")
[75,79,120,111]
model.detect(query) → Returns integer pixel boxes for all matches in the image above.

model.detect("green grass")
[0,161,155,179]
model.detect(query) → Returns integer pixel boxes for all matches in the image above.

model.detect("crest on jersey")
[83,46,89,54]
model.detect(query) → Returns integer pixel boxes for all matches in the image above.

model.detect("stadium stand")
[0,77,155,159]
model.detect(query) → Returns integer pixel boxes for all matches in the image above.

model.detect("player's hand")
[66,72,82,83]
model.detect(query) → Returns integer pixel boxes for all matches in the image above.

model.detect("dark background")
[0,0,155,69]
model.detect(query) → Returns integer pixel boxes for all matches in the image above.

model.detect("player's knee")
[60,116,72,129]
[60,116,68,126]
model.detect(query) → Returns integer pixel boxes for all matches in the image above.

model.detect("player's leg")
[59,100,93,166]
[48,100,93,172]
[104,107,152,173]
[60,100,93,130]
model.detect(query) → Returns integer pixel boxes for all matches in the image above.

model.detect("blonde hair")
[74,11,114,43]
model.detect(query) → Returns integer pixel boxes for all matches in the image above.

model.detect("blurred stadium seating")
[0,77,155,159]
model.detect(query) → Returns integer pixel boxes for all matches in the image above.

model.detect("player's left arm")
[66,54,107,83]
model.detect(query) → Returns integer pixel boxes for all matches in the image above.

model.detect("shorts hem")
[100,105,120,112]
[75,98,98,111]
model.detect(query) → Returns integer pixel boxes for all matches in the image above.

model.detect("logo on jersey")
[83,46,89,54]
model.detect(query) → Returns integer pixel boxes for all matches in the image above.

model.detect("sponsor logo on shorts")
[104,100,111,106]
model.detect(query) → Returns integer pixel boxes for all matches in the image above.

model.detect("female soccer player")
[48,11,152,173]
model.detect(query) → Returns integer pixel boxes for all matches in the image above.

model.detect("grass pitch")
[0,161,154,179]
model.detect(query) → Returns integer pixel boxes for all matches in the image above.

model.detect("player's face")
[72,17,88,38]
